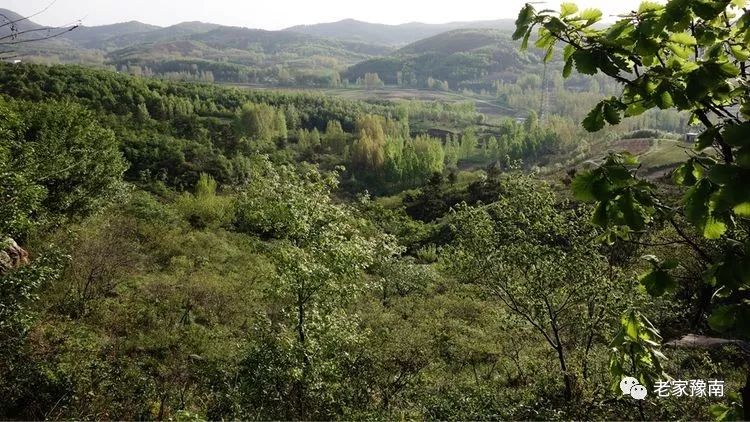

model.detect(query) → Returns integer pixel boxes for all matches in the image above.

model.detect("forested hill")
[0,8,396,85]
[284,18,515,46]
[0,8,77,50]
[0,8,50,38]
[343,28,535,91]
[0,61,587,193]
[2,8,521,88]
[60,21,162,48]
[64,22,221,50]
[104,26,395,85]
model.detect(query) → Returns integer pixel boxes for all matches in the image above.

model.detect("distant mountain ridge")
[344,28,535,91]
[1,7,524,89]
[61,21,162,48]
[0,8,54,42]
[86,21,223,50]
[0,8,45,32]
[285,18,516,46]
[2,8,514,51]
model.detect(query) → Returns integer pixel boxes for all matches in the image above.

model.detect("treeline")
[0,63,393,130]
[115,59,347,87]
[0,63,571,194]
[0,63,401,190]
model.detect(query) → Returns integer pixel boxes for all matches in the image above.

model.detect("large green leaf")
[579,8,603,25]
[667,42,691,59]
[563,57,574,78]
[605,19,633,41]
[712,179,750,217]
[672,159,701,186]
[592,201,610,226]
[514,4,535,40]
[695,127,719,151]
[624,312,640,340]
[669,32,697,45]
[707,164,739,185]
[640,268,676,297]
[708,304,750,338]
[639,1,664,13]
[543,17,567,33]
[684,179,726,239]
[561,2,578,17]
[722,122,750,147]
[582,103,606,131]
[571,170,610,201]
[693,0,730,20]
[655,89,674,109]
[618,190,649,230]
[603,102,622,125]
[572,50,598,75]
[703,217,728,239]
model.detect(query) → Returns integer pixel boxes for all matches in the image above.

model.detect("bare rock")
[0,238,29,275]
[665,334,750,356]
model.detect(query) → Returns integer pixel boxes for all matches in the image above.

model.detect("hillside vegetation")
[1,62,735,421]
[344,29,533,91]
[3,0,750,419]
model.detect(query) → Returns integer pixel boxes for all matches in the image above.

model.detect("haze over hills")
[60,21,162,48]
[3,8,514,53]
[0,8,68,46]
[1,7,529,88]
[285,18,516,46]
[1,7,395,82]
[0,8,84,56]
[105,26,396,84]
[99,22,223,49]
[344,28,536,91]
[0,8,45,35]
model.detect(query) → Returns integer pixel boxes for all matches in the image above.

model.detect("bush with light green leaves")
[515,0,750,417]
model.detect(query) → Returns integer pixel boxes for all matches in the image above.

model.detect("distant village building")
[427,128,457,140]
[724,105,741,118]
[685,132,698,143]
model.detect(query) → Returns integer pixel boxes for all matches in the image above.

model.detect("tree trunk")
[550,317,572,400]
[741,370,750,421]
[296,299,309,419]
[555,345,573,400]
[156,394,166,421]
[296,301,306,346]
[582,330,594,381]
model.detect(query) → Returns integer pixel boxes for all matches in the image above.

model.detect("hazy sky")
[5,0,656,29]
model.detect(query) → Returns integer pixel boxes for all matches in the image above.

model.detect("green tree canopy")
[516,0,750,416]
[0,98,126,240]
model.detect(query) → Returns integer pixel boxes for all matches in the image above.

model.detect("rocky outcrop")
[665,333,750,355]
[0,238,29,275]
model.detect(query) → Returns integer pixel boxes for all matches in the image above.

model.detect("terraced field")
[592,137,692,179]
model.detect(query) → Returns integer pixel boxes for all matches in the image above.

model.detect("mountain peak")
[0,8,45,32]
[284,18,514,46]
